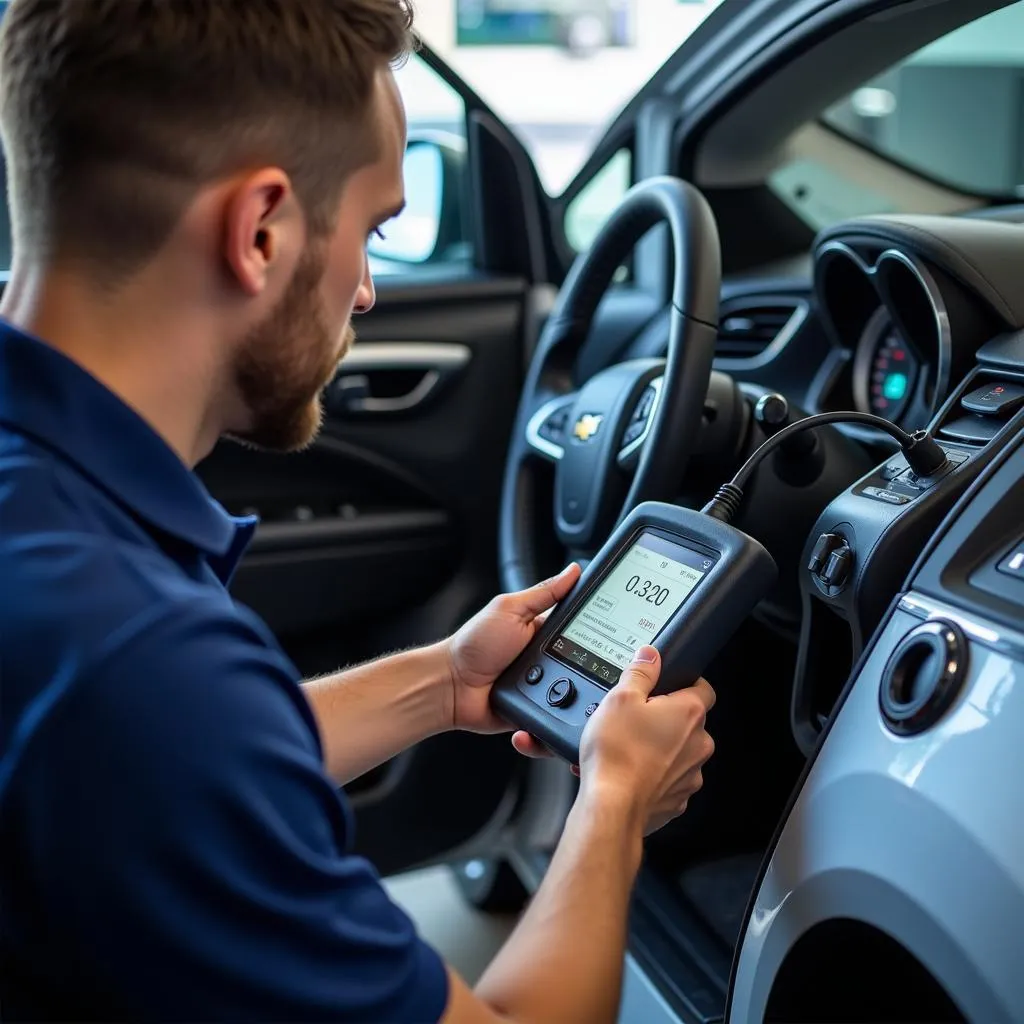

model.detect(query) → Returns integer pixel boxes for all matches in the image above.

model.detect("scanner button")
[525,665,544,685]
[546,678,576,708]
[585,702,599,717]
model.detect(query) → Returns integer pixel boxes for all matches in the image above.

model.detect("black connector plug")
[902,429,948,478]
[702,410,950,525]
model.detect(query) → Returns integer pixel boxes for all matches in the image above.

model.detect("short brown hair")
[0,0,414,282]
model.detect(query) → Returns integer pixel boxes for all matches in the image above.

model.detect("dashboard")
[705,208,1024,448]
[853,315,919,423]
[609,205,1024,462]
[811,240,958,433]
[593,204,1024,754]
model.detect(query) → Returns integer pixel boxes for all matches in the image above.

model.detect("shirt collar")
[0,320,250,562]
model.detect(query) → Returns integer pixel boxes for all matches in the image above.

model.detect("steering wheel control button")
[880,619,969,736]
[862,485,911,506]
[539,408,570,444]
[997,544,1024,580]
[961,381,1024,418]
[621,421,645,447]
[525,665,544,685]
[546,678,576,708]
[584,702,599,717]
[632,387,656,422]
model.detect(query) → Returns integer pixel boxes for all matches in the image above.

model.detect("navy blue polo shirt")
[0,322,448,1022]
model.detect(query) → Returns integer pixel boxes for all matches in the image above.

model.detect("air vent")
[716,301,805,362]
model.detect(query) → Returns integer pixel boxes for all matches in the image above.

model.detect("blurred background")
[405,0,724,195]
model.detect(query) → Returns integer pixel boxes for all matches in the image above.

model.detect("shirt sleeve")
[13,599,450,1023]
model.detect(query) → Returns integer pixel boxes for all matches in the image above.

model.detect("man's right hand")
[443,643,717,1024]
[579,645,716,835]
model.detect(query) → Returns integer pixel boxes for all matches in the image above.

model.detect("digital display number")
[624,574,671,605]
[546,531,717,687]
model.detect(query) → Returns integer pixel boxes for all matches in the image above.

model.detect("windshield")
[822,0,1024,199]
[415,0,725,194]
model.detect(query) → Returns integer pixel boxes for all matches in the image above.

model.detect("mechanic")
[0,2,716,1021]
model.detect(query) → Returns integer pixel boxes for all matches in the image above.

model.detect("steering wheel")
[500,177,722,592]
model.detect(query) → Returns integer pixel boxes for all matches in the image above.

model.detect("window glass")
[771,0,1024,231]
[822,1,1024,198]
[417,0,725,195]
[369,56,471,275]
[564,148,632,252]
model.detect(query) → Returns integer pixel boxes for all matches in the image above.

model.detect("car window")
[0,2,725,275]
[564,148,632,252]
[823,1,1024,199]
[0,32,469,278]
[417,0,725,196]
[772,0,1024,230]
[369,55,472,276]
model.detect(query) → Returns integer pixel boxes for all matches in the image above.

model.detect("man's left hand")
[445,563,581,755]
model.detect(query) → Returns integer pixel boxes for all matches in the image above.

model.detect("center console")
[790,329,1024,755]
[728,389,1024,1021]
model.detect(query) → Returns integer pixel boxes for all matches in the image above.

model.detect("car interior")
[206,0,1024,1018]
[5,0,1024,1019]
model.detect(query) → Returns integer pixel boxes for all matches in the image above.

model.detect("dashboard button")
[807,532,842,574]
[997,545,1024,580]
[821,548,853,588]
[525,665,544,685]
[863,485,911,506]
[546,678,576,708]
[879,459,907,481]
[961,381,1024,418]
[585,702,599,717]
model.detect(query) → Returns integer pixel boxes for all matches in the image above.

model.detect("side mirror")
[368,132,467,268]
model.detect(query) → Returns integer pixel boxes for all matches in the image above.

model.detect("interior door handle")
[332,370,441,414]
[329,342,470,416]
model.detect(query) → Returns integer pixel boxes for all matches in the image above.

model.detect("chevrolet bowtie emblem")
[572,413,604,442]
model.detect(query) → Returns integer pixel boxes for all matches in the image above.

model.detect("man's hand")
[445,564,581,747]
[440,646,717,1024]
[580,645,716,834]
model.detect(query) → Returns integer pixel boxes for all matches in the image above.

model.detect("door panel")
[196,39,559,874]
[196,272,532,869]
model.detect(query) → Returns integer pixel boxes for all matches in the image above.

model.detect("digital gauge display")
[545,531,717,688]
[869,328,918,421]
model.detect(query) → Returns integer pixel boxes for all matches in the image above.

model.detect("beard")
[230,246,354,453]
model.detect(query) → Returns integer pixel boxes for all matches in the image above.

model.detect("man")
[0,2,716,1021]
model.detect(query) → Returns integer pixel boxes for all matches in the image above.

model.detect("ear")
[222,169,301,298]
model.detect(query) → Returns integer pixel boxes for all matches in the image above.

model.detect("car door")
[195,50,560,876]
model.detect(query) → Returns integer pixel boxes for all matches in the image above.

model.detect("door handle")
[332,369,441,414]
[329,343,471,416]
